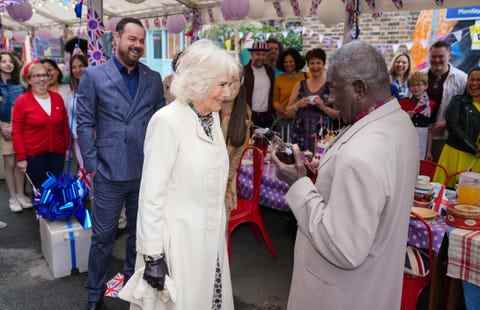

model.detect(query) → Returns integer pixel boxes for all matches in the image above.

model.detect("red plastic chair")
[400,212,434,310]
[419,160,448,184]
[227,146,277,258]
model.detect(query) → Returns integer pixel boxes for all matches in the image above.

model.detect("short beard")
[118,48,140,67]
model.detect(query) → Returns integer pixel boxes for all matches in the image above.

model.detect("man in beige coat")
[273,41,419,310]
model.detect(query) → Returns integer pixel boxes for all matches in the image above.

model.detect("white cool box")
[39,217,92,278]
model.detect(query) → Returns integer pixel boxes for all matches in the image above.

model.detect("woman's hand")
[313,96,326,110]
[17,160,27,173]
[296,98,309,109]
[0,123,12,140]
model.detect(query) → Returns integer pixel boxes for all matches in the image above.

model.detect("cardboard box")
[39,217,92,278]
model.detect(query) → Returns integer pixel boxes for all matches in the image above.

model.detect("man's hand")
[143,256,169,291]
[272,144,307,186]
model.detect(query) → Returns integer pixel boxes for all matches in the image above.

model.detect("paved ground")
[0,182,295,310]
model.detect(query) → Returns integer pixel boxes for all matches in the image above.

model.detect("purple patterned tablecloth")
[408,217,449,254]
[237,162,290,211]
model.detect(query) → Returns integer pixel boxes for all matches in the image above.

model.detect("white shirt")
[251,65,270,113]
[34,94,52,116]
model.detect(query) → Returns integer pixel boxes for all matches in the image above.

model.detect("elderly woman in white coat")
[119,40,241,310]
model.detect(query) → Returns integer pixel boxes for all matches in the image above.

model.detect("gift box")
[39,217,91,278]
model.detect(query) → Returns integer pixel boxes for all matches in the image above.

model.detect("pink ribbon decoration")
[310,0,322,15]
[272,0,284,18]
[289,0,301,16]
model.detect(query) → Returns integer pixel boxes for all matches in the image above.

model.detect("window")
[167,32,183,59]
[153,31,162,59]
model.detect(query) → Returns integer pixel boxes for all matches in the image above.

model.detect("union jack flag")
[87,5,106,66]
[104,273,124,298]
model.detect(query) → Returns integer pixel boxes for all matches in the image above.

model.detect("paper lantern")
[12,31,26,43]
[7,1,33,23]
[248,0,264,19]
[317,0,345,27]
[106,17,121,32]
[166,15,186,34]
[36,30,52,40]
[221,0,249,21]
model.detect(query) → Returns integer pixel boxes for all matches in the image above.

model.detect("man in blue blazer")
[77,17,165,310]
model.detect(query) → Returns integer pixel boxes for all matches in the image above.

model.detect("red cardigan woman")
[13,61,69,188]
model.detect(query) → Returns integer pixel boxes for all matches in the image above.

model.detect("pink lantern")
[106,17,121,32]
[7,1,33,23]
[221,0,249,21]
[12,31,26,43]
[166,15,186,34]
[36,30,52,40]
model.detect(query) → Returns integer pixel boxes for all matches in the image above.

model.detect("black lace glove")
[143,255,169,290]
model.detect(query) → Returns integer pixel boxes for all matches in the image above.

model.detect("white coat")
[285,99,419,310]
[119,101,234,310]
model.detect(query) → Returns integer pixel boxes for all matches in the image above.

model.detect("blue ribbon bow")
[34,173,92,229]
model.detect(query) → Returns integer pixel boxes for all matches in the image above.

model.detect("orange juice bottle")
[457,183,480,205]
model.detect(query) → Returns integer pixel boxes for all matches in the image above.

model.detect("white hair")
[330,40,390,92]
[171,39,241,103]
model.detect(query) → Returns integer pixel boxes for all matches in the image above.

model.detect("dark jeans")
[87,172,140,303]
[26,153,65,189]
[252,111,274,129]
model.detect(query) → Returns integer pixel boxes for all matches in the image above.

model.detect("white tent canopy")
[3,0,480,30]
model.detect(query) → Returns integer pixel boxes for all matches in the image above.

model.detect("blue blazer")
[76,59,165,181]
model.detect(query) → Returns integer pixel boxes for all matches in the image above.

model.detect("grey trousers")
[87,172,140,303]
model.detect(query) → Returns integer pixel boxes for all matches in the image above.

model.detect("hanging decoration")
[220,0,249,21]
[166,14,186,34]
[6,0,33,22]
[0,0,26,12]
[143,18,150,30]
[191,8,202,36]
[87,0,106,66]
[364,0,381,17]
[310,0,321,16]
[36,29,52,39]
[0,16,4,50]
[74,0,83,18]
[207,7,215,23]
[12,30,26,43]
[106,16,121,32]
[391,0,403,9]
[248,0,264,19]
[289,0,301,16]
[272,1,284,18]
[183,10,192,23]
[153,17,161,28]
[318,0,344,27]
[346,0,360,40]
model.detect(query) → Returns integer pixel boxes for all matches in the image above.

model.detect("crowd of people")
[0,15,479,310]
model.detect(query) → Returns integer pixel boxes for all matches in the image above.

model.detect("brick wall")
[302,11,420,65]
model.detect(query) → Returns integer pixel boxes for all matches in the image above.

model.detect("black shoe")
[86,298,105,310]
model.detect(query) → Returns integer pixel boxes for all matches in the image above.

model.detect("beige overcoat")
[285,99,419,310]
